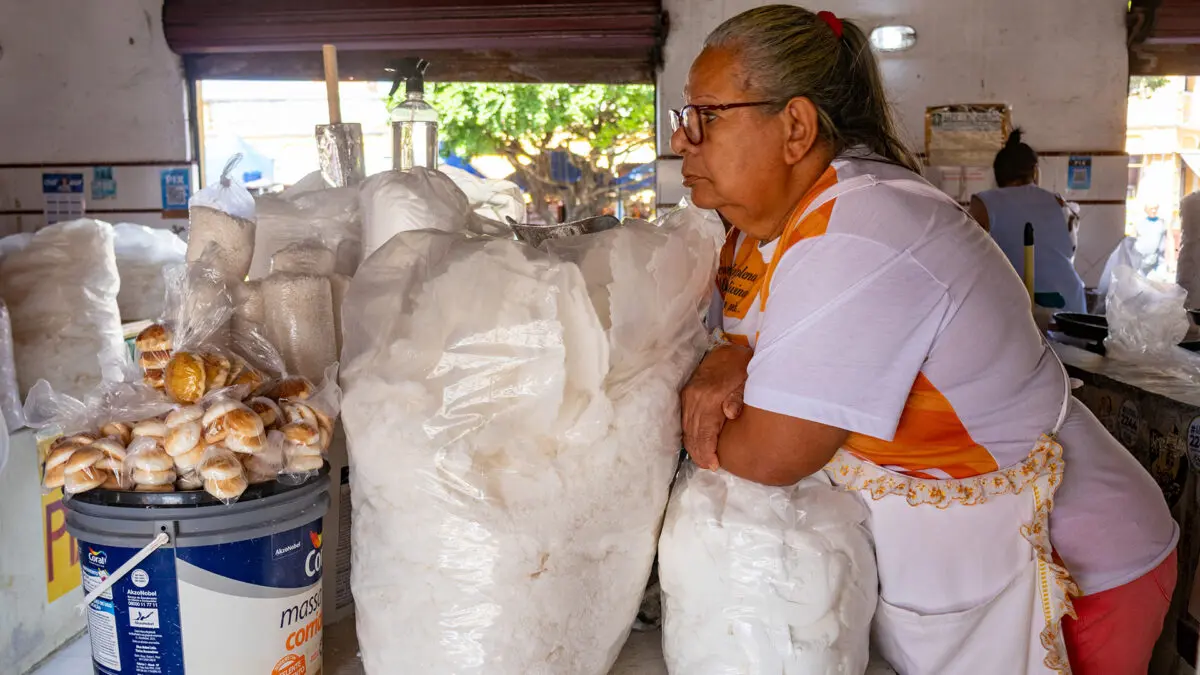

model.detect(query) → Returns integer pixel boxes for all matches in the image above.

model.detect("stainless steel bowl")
[510,215,622,248]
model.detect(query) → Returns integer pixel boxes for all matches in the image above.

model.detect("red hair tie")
[817,10,843,39]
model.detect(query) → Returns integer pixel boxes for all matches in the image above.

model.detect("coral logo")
[305,531,323,578]
[87,548,107,567]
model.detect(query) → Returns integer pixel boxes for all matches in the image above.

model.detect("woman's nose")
[670,126,694,155]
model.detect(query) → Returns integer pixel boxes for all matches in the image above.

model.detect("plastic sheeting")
[659,465,878,674]
[113,223,187,321]
[0,219,126,400]
[340,205,723,674]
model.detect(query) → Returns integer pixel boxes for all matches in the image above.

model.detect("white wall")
[657,0,1130,286]
[0,0,191,234]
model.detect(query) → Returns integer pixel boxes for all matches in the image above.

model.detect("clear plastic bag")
[0,299,23,430]
[358,167,507,262]
[251,172,361,279]
[277,364,339,483]
[440,165,526,225]
[188,155,257,282]
[112,223,187,321]
[1103,254,1200,380]
[340,203,721,673]
[261,273,337,382]
[659,464,878,674]
[0,219,126,400]
[269,238,337,277]
[197,444,249,503]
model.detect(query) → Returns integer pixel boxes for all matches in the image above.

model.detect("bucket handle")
[76,532,171,614]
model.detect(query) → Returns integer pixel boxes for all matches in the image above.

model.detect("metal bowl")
[510,215,622,248]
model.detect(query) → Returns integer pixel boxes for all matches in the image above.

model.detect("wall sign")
[42,172,85,225]
[1067,156,1092,191]
[159,168,191,211]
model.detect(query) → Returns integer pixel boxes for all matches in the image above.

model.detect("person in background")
[1135,202,1169,278]
[675,5,1177,673]
[1176,191,1200,303]
[969,130,1087,313]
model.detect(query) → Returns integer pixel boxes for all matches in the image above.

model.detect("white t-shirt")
[722,156,1178,595]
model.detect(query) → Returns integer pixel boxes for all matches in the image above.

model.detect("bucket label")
[176,518,325,674]
[80,543,184,674]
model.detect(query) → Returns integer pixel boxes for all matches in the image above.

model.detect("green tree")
[1129,75,1171,97]
[400,83,655,224]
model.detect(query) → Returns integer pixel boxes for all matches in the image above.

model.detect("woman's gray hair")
[705,4,921,174]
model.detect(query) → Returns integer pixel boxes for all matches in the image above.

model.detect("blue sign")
[1067,156,1092,191]
[42,173,84,194]
[92,166,116,200]
[160,168,191,211]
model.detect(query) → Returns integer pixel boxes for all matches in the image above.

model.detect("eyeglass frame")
[669,101,782,145]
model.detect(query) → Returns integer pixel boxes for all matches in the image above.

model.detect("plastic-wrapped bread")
[262,274,337,382]
[0,219,126,400]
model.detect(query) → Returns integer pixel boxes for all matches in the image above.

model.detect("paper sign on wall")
[91,166,116,200]
[925,103,1012,167]
[160,168,191,211]
[1068,156,1092,191]
[42,173,85,225]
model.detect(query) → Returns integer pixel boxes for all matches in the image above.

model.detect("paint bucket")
[64,469,330,675]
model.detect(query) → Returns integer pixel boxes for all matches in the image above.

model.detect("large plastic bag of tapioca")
[339,202,723,673]
[0,219,126,400]
[187,154,256,283]
[250,171,361,279]
[113,222,187,321]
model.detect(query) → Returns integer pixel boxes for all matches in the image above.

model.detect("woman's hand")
[681,344,754,470]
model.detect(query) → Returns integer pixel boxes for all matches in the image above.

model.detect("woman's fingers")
[723,387,744,420]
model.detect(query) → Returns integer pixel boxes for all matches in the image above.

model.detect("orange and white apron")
[720,173,1079,675]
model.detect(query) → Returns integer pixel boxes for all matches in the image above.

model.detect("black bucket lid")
[65,463,330,510]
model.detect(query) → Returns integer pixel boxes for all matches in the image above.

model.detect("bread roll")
[135,323,173,353]
[66,469,108,494]
[274,377,314,401]
[176,472,204,490]
[166,351,207,403]
[139,349,172,371]
[133,420,168,439]
[200,453,242,480]
[173,444,207,472]
[285,454,323,473]
[204,475,248,500]
[100,473,124,490]
[65,448,104,474]
[43,463,66,489]
[226,432,265,455]
[166,421,202,457]
[94,456,125,473]
[232,367,264,391]
[166,404,204,428]
[283,402,318,427]
[144,368,165,390]
[248,397,282,428]
[131,447,174,472]
[201,352,232,390]
[132,467,176,486]
[202,400,242,427]
[225,408,265,438]
[282,421,319,446]
[92,438,127,461]
[56,433,98,449]
[45,445,77,471]
[99,422,133,445]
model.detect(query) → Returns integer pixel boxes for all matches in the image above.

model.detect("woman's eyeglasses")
[669,101,779,145]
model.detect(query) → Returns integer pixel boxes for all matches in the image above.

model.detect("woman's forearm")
[715,405,848,486]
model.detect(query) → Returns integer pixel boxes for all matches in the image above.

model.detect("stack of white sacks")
[339,200,724,673]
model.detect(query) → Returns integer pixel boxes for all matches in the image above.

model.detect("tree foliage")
[1129,75,1171,97]
[401,83,655,223]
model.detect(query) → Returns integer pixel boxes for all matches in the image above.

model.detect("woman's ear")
[782,97,821,165]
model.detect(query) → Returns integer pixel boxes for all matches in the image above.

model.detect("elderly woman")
[673,5,1178,674]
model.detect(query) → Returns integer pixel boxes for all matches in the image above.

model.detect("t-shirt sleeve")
[744,233,951,441]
